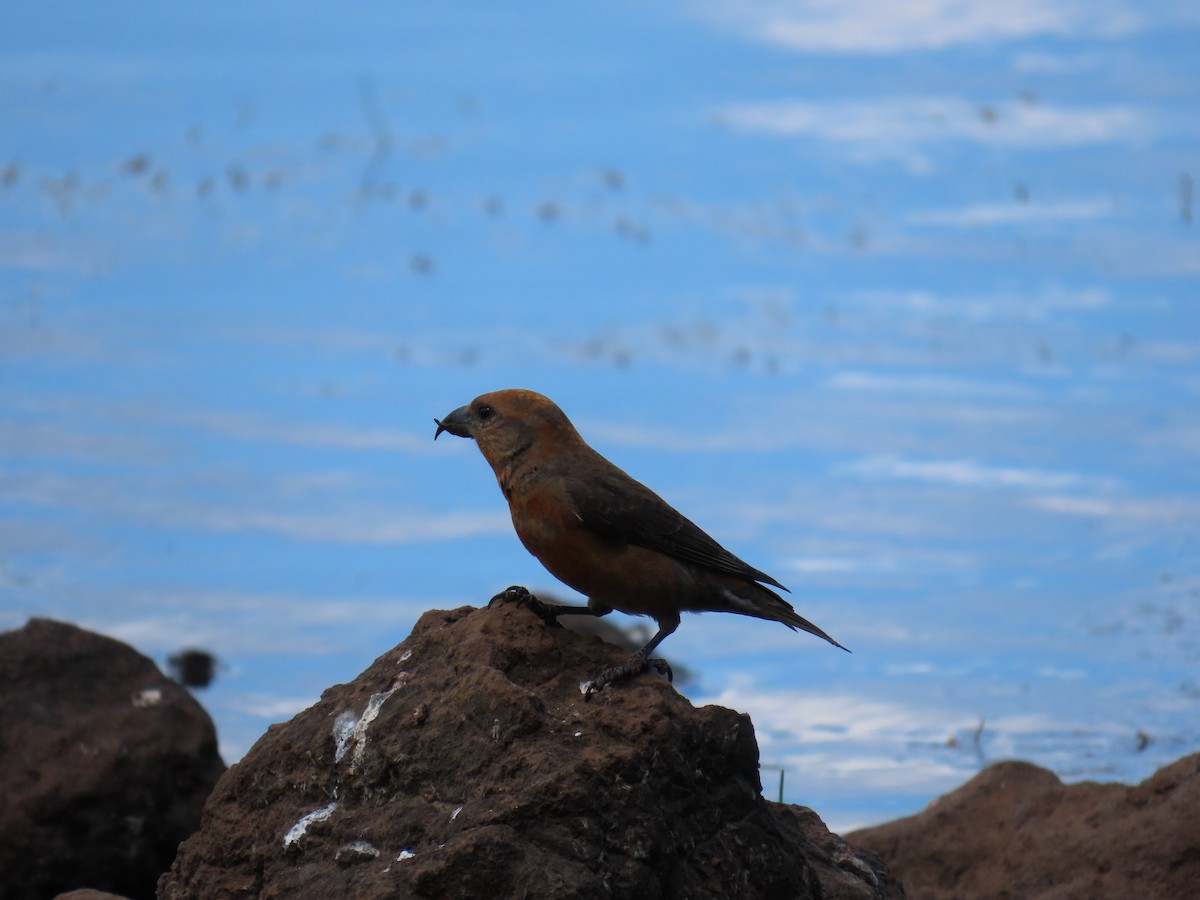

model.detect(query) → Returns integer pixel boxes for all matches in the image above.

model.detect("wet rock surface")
[849,753,1200,900]
[159,602,901,899]
[2,618,225,900]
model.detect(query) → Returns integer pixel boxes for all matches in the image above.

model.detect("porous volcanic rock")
[849,753,1200,900]
[160,602,901,899]
[2,618,226,900]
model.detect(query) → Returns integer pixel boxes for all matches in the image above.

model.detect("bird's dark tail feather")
[707,577,850,651]
[776,606,850,652]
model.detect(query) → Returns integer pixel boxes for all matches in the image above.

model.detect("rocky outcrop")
[1,618,226,900]
[849,753,1200,900]
[159,601,901,899]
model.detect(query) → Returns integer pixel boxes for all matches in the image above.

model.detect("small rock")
[850,755,1200,899]
[1,618,225,900]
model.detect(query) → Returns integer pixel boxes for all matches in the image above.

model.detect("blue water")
[3,0,1198,831]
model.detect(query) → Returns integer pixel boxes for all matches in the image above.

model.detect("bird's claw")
[583,653,673,701]
[488,585,534,608]
[488,585,561,625]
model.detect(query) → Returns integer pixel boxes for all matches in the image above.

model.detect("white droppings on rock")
[396,849,416,861]
[399,648,413,662]
[574,731,583,737]
[451,805,463,821]
[350,688,395,771]
[282,801,338,849]
[132,687,162,708]
[332,710,358,763]
[332,688,398,772]
[335,840,380,861]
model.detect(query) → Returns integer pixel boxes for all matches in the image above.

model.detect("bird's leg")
[488,585,608,627]
[584,617,677,701]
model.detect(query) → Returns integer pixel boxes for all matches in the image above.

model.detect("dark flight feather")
[567,464,790,592]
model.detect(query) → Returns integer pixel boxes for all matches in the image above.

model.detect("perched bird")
[435,389,846,697]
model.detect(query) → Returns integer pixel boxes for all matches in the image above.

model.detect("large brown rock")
[160,602,902,899]
[1,618,226,900]
[849,753,1200,900]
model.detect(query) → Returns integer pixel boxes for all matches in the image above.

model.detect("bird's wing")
[566,465,789,592]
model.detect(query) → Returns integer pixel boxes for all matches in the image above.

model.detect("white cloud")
[1035,665,1087,679]
[907,198,1115,227]
[1144,419,1200,455]
[1132,340,1200,365]
[0,471,511,545]
[696,0,1142,54]
[787,556,861,574]
[884,661,938,675]
[0,391,445,458]
[836,285,1111,323]
[781,751,967,790]
[839,454,1100,491]
[705,684,967,745]
[194,507,510,544]
[68,587,446,660]
[580,419,790,454]
[0,229,115,273]
[827,370,1038,398]
[785,547,978,576]
[1029,493,1197,522]
[1012,50,1103,73]
[0,418,165,462]
[162,408,442,455]
[714,98,1143,154]
[230,694,318,719]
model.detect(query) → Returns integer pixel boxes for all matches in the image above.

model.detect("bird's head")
[434,389,581,471]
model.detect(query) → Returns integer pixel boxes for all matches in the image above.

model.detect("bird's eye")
[477,404,494,421]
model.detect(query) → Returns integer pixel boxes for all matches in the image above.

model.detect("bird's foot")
[583,651,673,701]
[487,585,563,626]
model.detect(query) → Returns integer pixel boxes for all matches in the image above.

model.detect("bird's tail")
[715,578,850,652]
[774,603,850,652]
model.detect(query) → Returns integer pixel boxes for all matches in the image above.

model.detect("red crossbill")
[435,388,846,697]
